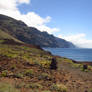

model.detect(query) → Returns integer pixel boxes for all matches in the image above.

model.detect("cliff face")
[0,14,75,48]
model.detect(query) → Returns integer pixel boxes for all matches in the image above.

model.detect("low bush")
[38,60,51,69]
[11,64,16,70]
[27,83,43,89]
[24,69,34,77]
[0,70,8,77]
[50,83,67,92]
[13,73,24,78]
[38,73,51,80]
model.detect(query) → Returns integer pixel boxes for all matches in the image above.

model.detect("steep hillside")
[0,14,75,48]
[0,29,23,43]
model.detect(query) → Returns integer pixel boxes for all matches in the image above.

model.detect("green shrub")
[80,66,89,72]
[14,73,24,78]
[72,63,82,68]
[40,60,51,68]
[38,73,51,80]
[0,70,8,77]
[27,83,43,89]
[24,69,34,77]
[11,64,16,70]
[50,84,67,92]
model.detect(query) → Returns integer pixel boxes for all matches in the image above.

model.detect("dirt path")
[59,62,92,92]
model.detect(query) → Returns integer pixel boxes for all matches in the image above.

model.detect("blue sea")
[43,48,92,62]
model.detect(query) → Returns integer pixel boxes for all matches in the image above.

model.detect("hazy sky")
[0,0,92,48]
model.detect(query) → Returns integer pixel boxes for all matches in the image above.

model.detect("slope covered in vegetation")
[0,37,92,92]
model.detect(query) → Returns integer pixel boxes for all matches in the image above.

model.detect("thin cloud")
[17,0,30,4]
[58,33,92,48]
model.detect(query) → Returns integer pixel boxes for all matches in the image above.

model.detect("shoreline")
[43,48,92,66]
[72,60,92,66]
[43,48,92,63]
[53,55,92,66]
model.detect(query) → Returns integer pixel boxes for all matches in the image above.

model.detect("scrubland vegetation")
[0,39,92,92]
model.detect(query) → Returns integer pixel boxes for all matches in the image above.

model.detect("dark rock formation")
[50,58,57,70]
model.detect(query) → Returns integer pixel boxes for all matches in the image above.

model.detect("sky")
[0,0,92,48]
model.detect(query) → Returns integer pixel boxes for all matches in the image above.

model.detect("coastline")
[52,53,92,66]
[75,61,92,66]
[43,48,92,65]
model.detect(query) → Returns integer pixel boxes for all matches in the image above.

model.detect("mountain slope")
[0,14,75,48]
[0,29,23,43]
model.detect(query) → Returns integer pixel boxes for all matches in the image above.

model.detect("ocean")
[43,48,92,62]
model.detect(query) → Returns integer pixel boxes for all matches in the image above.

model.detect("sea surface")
[43,48,92,62]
